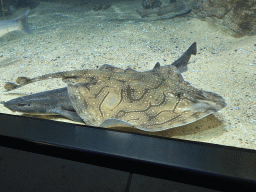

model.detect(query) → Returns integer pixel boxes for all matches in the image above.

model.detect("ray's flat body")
[3,42,227,132]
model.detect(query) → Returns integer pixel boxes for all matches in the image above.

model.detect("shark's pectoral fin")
[100,119,134,128]
[55,108,84,123]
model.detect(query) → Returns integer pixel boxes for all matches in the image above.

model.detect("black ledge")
[0,113,255,191]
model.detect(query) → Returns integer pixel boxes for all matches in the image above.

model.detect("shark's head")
[4,96,52,114]
[3,88,68,114]
[3,88,84,123]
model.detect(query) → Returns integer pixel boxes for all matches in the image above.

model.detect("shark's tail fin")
[15,10,31,34]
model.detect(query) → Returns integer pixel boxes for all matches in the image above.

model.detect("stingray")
[3,42,226,132]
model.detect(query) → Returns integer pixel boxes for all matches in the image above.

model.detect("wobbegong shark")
[3,42,226,132]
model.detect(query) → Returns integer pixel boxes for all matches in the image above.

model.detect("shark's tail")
[14,10,31,34]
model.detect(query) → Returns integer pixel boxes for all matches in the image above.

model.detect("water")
[0,0,255,150]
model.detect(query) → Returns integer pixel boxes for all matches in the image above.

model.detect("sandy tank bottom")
[0,1,255,150]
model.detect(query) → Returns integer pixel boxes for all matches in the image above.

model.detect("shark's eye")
[174,91,184,98]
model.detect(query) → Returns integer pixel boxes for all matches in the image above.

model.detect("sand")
[0,1,255,150]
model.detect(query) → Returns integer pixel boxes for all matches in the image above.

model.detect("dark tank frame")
[0,113,255,191]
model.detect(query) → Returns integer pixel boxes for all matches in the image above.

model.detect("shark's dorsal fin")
[99,64,124,72]
[171,42,196,73]
[153,62,161,70]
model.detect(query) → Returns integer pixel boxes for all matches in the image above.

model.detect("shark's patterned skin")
[3,42,226,132]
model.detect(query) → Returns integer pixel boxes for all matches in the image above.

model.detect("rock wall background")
[0,0,255,38]
[192,0,256,37]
